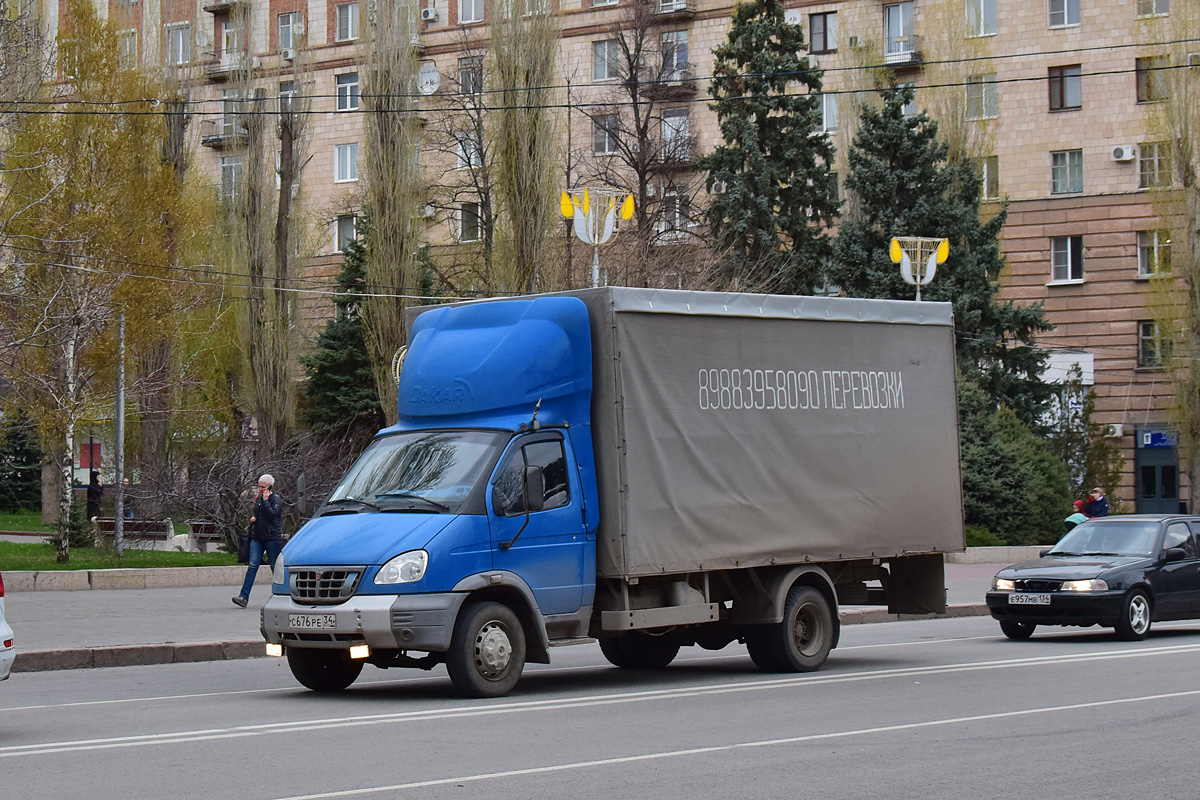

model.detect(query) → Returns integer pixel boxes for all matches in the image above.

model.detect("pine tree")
[300,218,385,438]
[830,86,1053,427]
[698,0,837,295]
[1046,366,1125,502]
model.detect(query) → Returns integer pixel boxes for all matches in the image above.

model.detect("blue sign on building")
[1141,431,1178,449]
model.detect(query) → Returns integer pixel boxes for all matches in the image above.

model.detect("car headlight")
[375,550,428,585]
[993,577,1015,591]
[273,550,286,586]
[1060,578,1109,592]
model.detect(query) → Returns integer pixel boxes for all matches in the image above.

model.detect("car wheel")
[745,585,833,673]
[999,620,1036,640]
[286,648,363,692]
[1114,589,1152,641]
[599,632,681,669]
[446,601,526,698]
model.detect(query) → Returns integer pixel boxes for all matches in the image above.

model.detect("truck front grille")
[289,567,364,604]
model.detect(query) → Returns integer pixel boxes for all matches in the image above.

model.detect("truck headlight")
[993,577,1015,591]
[375,550,428,585]
[273,550,286,586]
[1060,578,1108,592]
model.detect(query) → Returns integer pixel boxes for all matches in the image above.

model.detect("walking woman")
[232,474,283,608]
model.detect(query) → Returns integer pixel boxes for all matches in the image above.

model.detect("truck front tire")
[286,648,364,692]
[446,601,527,698]
[598,632,681,670]
[745,585,833,673]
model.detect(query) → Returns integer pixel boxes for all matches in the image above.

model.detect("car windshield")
[1049,520,1159,557]
[326,430,505,511]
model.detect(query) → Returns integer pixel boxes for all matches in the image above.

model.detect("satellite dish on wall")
[293,20,305,36]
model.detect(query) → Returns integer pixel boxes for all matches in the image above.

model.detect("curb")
[9,603,992,673]
[3,567,271,592]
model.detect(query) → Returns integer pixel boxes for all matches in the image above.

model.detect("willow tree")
[0,0,186,560]
[489,0,562,292]
[362,1,424,424]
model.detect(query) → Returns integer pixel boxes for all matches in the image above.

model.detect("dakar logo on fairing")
[410,379,474,405]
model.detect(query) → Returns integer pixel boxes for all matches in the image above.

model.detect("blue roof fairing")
[395,296,593,432]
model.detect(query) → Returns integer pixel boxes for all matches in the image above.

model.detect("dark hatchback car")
[987,515,1200,641]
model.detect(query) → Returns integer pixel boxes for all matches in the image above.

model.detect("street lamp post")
[561,189,634,287]
[890,236,949,301]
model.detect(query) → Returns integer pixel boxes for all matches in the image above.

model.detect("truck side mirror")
[523,465,545,513]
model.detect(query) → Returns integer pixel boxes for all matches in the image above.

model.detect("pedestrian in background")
[86,472,104,521]
[1086,487,1109,518]
[1064,500,1089,533]
[122,477,135,519]
[232,474,283,608]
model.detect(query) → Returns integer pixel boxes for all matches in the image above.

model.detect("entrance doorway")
[1135,427,1181,514]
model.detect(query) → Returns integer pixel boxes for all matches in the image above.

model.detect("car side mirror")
[522,465,545,513]
[1163,547,1188,562]
[1040,549,1052,558]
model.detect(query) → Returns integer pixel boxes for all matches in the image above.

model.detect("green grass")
[0,540,238,571]
[0,510,55,534]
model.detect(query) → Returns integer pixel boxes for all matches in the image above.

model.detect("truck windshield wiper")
[376,491,450,512]
[323,497,381,513]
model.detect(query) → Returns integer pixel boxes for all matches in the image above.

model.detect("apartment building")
[32,0,1191,509]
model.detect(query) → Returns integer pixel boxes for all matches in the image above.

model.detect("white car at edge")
[0,572,14,680]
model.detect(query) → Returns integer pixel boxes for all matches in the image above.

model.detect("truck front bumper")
[261,592,467,653]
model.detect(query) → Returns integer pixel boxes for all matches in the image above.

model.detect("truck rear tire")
[598,632,681,670]
[446,601,527,698]
[745,585,833,673]
[286,648,363,692]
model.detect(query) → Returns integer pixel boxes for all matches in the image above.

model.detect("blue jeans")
[239,537,283,601]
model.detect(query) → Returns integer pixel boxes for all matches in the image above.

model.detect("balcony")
[202,52,258,81]
[654,0,696,20]
[641,66,698,100]
[884,34,923,69]
[199,118,247,149]
[202,0,244,13]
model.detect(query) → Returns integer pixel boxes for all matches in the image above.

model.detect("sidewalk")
[2,562,1006,674]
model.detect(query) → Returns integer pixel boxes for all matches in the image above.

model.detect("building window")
[336,72,359,111]
[965,73,998,119]
[977,154,999,199]
[336,2,360,42]
[1048,65,1082,110]
[456,130,482,169]
[221,88,240,136]
[966,0,996,36]
[1138,142,1171,188]
[117,29,137,70]
[661,30,688,76]
[278,12,300,50]
[827,172,840,203]
[1137,0,1169,16]
[220,155,243,201]
[1051,149,1083,194]
[460,0,484,24]
[658,189,690,238]
[1048,0,1080,26]
[591,0,618,6]
[884,2,914,61]
[279,80,297,114]
[165,23,191,66]
[335,215,357,253]
[1138,321,1169,367]
[1136,56,1169,103]
[899,82,918,117]
[593,39,620,81]
[220,18,242,64]
[661,108,690,161]
[810,12,837,53]
[1137,230,1172,276]
[335,143,359,182]
[593,114,619,155]
[817,93,838,133]
[1051,235,1084,282]
[459,202,481,242]
[458,56,483,95]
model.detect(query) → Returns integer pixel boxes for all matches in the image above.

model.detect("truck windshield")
[326,431,505,511]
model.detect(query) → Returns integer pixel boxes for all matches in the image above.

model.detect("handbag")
[237,525,252,564]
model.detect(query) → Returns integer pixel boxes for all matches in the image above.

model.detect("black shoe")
[232,595,248,608]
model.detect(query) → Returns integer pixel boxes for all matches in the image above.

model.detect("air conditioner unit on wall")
[847,35,860,48]
[1104,423,1125,439]
[421,7,438,20]
[1189,52,1200,67]
[281,48,296,61]
[1111,144,1136,162]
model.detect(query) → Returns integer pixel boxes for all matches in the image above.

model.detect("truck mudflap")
[261,592,467,653]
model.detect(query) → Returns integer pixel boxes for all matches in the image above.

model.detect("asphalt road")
[4,615,1200,800]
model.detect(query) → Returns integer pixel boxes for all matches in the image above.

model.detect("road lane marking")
[3,641,1200,758]
[274,687,1200,799]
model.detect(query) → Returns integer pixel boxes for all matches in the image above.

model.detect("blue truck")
[261,288,964,697]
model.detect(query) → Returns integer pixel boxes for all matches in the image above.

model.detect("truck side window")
[492,438,570,516]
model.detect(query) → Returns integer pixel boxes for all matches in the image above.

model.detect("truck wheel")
[999,620,1036,640]
[286,648,363,692]
[446,601,527,698]
[745,585,833,673]
[1114,589,1152,641]
[599,632,681,669]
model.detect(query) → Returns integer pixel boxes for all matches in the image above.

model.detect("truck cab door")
[488,433,586,615]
